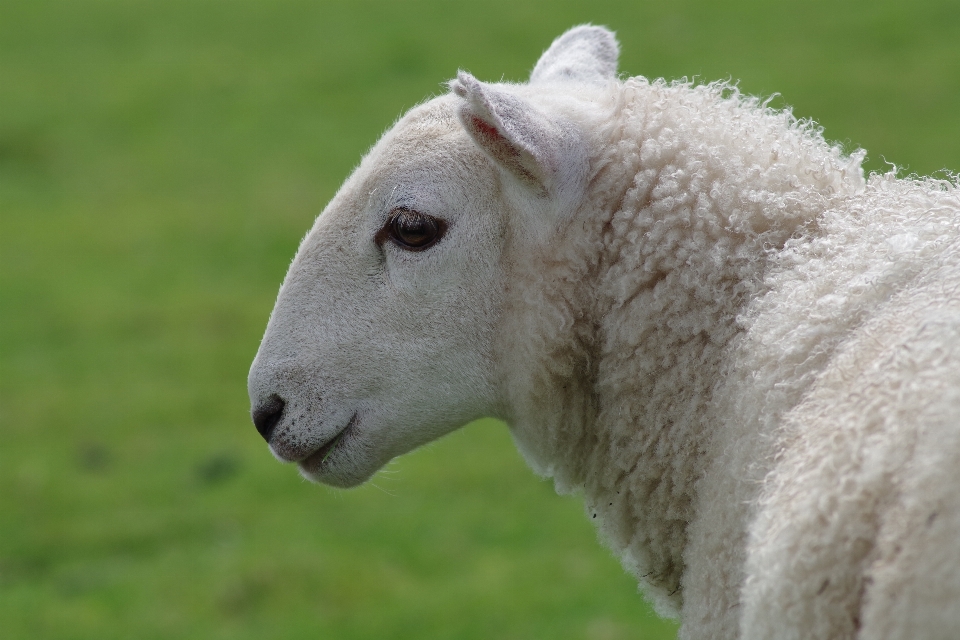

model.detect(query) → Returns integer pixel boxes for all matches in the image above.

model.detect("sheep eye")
[384,208,446,251]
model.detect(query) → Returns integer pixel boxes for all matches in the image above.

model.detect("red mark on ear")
[470,115,503,144]
[466,113,543,192]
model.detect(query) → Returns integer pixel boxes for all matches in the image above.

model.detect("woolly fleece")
[249,26,960,640]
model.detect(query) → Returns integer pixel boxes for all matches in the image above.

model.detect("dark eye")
[382,208,446,251]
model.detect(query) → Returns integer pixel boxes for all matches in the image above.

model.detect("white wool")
[249,26,960,640]
[500,75,868,610]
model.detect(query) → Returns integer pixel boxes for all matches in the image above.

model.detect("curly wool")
[499,74,959,638]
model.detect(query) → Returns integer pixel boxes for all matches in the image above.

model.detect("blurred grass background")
[1,0,957,638]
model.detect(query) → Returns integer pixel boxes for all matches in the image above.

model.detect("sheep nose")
[252,395,285,442]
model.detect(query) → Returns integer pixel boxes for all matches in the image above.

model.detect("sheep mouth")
[299,413,358,471]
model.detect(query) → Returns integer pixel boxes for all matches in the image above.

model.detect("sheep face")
[248,26,615,486]
[248,97,515,487]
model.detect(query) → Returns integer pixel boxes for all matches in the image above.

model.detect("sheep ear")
[450,71,585,204]
[530,25,619,85]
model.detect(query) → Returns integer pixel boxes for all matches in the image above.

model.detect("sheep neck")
[500,77,867,614]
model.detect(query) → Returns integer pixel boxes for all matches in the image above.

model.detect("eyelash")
[376,208,448,252]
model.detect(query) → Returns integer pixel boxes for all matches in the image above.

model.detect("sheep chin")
[296,416,375,488]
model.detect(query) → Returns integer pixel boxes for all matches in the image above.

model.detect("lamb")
[247,25,960,639]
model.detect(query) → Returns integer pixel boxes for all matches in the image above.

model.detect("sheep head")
[247,26,618,486]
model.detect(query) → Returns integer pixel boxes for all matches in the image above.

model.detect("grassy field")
[1,1,957,638]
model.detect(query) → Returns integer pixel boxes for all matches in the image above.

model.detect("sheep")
[247,25,960,640]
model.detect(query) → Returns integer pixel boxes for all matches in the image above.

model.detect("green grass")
[1,1,957,638]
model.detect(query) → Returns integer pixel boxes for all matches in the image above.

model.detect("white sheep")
[248,25,960,640]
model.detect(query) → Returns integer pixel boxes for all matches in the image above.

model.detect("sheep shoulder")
[694,176,960,639]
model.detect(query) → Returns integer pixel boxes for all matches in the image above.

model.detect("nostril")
[252,394,285,443]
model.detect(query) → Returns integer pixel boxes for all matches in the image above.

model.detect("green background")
[1,1,957,638]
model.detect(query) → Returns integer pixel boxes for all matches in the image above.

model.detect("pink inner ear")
[467,115,543,191]
[469,113,523,166]
[470,116,506,146]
